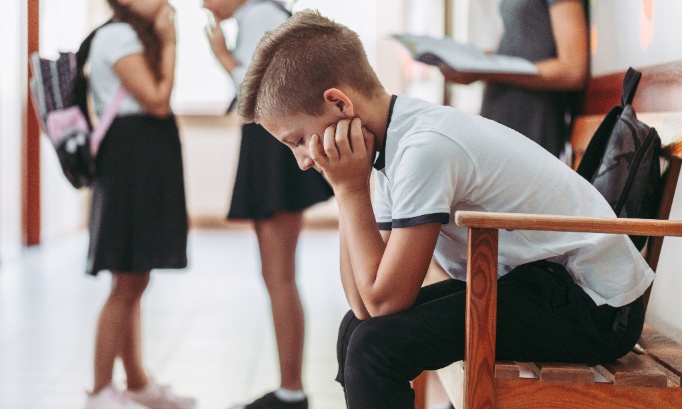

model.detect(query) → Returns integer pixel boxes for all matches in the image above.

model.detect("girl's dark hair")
[107,0,162,80]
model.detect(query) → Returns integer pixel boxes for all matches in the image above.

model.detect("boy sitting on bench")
[236,10,654,409]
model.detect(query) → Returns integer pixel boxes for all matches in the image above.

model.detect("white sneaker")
[85,384,150,409]
[125,378,196,409]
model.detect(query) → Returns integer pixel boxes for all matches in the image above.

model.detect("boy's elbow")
[352,308,371,321]
[365,298,410,317]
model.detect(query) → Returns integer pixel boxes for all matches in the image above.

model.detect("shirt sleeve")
[388,132,473,228]
[373,171,393,230]
[102,23,144,66]
[232,3,288,87]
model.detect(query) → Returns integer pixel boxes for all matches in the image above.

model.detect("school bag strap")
[622,67,642,106]
[74,19,115,128]
[575,105,622,182]
[90,85,126,156]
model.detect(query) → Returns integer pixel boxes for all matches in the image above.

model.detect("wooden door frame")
[24,0,40,246]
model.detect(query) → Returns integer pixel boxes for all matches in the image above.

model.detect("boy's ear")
[323,88,354,118]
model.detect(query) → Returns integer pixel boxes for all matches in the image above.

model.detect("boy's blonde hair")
[238,9,384,123]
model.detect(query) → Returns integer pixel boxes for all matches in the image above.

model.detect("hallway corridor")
[0,228,348,409]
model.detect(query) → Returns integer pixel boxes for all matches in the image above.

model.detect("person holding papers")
[439,0,589,158]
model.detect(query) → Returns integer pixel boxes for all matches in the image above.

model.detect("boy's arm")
[336,188,440,316]
[312,118,441,317]
[339,222,371,319]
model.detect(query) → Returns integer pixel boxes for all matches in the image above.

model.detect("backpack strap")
[90,85,126,156]
[74,19,115,127]
[575,105,622,181]
[622,67,642,106]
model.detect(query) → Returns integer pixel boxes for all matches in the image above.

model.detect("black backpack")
[576,67,662,250]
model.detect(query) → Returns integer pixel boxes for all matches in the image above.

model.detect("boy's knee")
[337,309,362,344]
[345,317,397,369]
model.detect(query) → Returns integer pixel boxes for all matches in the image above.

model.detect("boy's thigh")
[347,285,468,375]
[346,263,607,374]
[494,262,602,363]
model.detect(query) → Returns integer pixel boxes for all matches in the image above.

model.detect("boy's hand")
[310,117,375,194]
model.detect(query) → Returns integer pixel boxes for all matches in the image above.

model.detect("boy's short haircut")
[238,9,384,123]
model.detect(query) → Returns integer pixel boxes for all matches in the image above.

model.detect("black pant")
[335,261,645,409]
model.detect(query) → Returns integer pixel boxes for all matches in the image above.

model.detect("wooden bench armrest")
[458,211,682,409]
[455,211,682,237]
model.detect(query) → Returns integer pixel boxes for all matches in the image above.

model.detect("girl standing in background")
[85,1,194,408]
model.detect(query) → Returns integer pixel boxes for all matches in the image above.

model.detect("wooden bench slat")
[639,324,681,350]
[528,362,595,383]
[640,354,682,387]
[636,324,682,386]
[495,361,520,379]
[495,378,682,409]
[596,352,668,387]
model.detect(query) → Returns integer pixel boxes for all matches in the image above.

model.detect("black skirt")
[86,115,188,276]
[228,123,334,220]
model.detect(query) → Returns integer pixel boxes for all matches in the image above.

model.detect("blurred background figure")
[84,1,194,408]
[202,0,333,408]
[440,0,589,159]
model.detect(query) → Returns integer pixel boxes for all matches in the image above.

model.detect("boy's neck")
[351,91,393,156]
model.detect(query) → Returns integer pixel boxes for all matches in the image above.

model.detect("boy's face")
[260,109,350,173]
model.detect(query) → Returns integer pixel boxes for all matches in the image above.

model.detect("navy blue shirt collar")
[373,94,397,170]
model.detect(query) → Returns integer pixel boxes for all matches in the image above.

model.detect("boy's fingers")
[361,125,375,159]
[323,125,340,160]
[335,119,352,155]
[309,134,329,167]
[350,118,365,154]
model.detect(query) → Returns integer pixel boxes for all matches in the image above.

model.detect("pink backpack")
[29,21,126,189]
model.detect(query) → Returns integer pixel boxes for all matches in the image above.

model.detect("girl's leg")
[117,272,151,390]
[92,271,150,393]
[254,211,305,391]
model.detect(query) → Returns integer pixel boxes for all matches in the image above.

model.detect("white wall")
[591,0,682,75]
[588,0,682,343]
[647,175,682,343]
[448,0,502,114]
[39,0,92,242]
[0,0,25,260]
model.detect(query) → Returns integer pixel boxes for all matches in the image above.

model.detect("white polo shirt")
[231,0,289,87]
[373,95,654,307]
[89,22,146,117]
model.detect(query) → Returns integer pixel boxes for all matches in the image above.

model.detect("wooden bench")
[427,61,682,408]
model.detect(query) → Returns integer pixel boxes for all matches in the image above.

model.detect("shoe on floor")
[85,384,150,409]
[231,391,308,409]
[125,378,196,409]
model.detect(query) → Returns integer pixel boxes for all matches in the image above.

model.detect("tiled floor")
[0,228,349,409]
